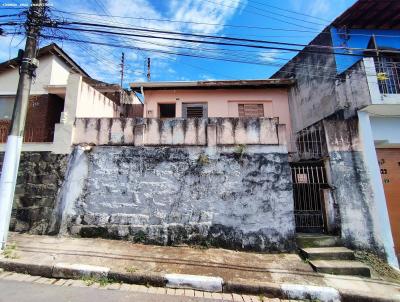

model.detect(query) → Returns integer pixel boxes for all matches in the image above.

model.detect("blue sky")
[0,0,356,87]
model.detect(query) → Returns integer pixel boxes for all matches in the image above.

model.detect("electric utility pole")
[119,52,125,105]
[147,58,151,81]
[0,0,46,250]
[120,52,125,89]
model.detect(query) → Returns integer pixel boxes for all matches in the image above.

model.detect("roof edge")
[130,79,296,91]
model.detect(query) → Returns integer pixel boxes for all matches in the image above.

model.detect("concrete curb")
[224,280,400,302]
[108,271,166,287]
[0,260,53,278]
[0,259,398,302]
[165,273,223,292]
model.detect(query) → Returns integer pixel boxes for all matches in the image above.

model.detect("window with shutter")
[238,104,264,117]
[182,103,208,118]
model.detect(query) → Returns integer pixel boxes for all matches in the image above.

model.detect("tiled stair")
[297,233,371,278]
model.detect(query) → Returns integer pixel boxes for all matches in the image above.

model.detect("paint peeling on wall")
[59,145,296,251]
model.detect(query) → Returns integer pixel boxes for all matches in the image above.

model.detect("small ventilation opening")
[186,107,204,118]
[182,103,207,118]
[159,103,175,118]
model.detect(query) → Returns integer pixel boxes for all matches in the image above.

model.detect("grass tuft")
[355,250,400,283]
[3,242,18,259]
[81,275,115,287]
[125,266,137,273]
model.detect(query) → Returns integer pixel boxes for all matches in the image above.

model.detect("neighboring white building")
[0,43,126,154]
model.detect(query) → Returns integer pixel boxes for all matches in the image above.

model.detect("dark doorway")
[291,161,328,233]
[159,103,176,118]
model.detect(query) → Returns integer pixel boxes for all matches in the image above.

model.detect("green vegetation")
[134,230,147,243]
[81,275,116,287]
[258,294,265,302]
[125,266,137,273]
[355,250,400,283]
[197,153,210,165]
[3,242,18,259]
[234,144,247,161]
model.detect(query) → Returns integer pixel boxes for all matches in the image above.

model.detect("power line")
[0,14,22,18]
[6,28,386,83]
[51,8,324,34]
[247,0,331,22]
[49,8,400,39]
[238,0,327,26]
[50,10,318,39]
[96,31,351,73]
[40,34,371,81]
[46,22,399,57]
[203,0,319,30]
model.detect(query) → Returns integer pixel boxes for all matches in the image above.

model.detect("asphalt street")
[0,279,216,302]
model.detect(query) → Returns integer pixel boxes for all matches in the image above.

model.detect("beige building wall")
[76,79,118,118]
[0,55,70,96]
[0,71,119,154]
[143,88,292,144]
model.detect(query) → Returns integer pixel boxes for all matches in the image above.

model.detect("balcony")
[375,60,400,95]
[364,57,400,105]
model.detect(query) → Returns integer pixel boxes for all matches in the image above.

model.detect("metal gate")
[291,162,328,233]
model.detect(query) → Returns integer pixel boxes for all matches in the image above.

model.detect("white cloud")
[0,0,246,83]
[200,74,215,81]
[290,0,351,25]
[258,50,279,63]
[170,0,245,34]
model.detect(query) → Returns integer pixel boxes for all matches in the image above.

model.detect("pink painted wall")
[143,88,292,145]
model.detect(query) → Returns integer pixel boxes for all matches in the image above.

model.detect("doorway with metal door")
[291,162,329,233]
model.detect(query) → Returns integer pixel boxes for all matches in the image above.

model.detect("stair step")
[300,247,355,260]
[309,260,371,277]
[296,233,341,248]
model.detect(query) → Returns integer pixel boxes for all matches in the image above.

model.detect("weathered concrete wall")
[0,152,68,234]
[272,32,372,134]
[57,145,296,251]
[272,33,338,133]
[73,117,286,147]
[334,60,371,114]
[323,117,386,257]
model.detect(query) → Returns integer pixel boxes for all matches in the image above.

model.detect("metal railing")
[375,61,400,95]
[289,126,327,160]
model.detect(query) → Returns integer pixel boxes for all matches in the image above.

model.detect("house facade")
[0,43,136,154]
[130,79,295,145]
[0,43,137,233]
[272,0,400,267]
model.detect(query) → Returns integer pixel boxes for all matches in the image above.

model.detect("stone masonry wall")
[0,152,68,234]
[59,146,296,252]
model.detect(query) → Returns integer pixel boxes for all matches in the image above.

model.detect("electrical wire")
[247,0,331,22]
[45,24,393,59]
[51,21,400,56]
[49,8,400,39]
[232,0,328,26]
[39,33,372,81]
[203,0,321,30]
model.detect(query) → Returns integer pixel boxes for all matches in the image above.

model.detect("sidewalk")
[1,232,400,301]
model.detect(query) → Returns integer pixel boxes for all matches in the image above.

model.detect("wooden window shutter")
[238,104,264,117]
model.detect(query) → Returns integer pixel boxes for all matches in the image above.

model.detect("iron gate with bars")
[291,163,329,233]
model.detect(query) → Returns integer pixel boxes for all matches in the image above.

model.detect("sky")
[0,0,357,87]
